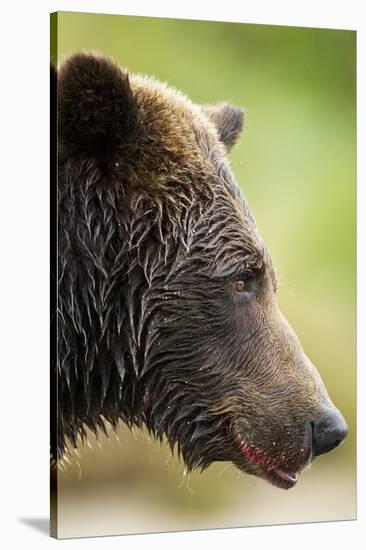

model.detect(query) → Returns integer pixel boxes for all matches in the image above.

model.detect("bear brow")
[213,244,265,279]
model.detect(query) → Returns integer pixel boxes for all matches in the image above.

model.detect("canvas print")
[50,11,356,539]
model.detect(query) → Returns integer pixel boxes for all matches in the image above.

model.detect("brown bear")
[52,52,348,490]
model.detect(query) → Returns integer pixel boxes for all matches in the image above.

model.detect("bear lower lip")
[271,468,298,484]
[265,467,299,489]
[231,425,301,488]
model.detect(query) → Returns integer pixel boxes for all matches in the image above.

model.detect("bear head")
[54,53,348,489]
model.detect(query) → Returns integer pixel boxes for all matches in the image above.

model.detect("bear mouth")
[231,426,306,489]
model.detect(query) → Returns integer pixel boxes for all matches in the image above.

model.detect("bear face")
[54,53,348,490]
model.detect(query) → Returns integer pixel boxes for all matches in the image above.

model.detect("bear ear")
[57,53,139,155]
[202,102,244,151]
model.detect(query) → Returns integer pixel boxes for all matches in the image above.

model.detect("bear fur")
[52,53,347,489]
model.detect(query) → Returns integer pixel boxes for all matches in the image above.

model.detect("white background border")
[0,1,363,548]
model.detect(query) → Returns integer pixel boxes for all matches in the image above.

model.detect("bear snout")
[311,407,348,458]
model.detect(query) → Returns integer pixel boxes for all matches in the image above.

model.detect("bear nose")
[311,408,348,458]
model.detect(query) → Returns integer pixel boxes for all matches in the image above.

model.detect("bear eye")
[232,280,246,293]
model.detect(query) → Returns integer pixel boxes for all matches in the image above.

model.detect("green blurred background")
[54,12,356,538]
